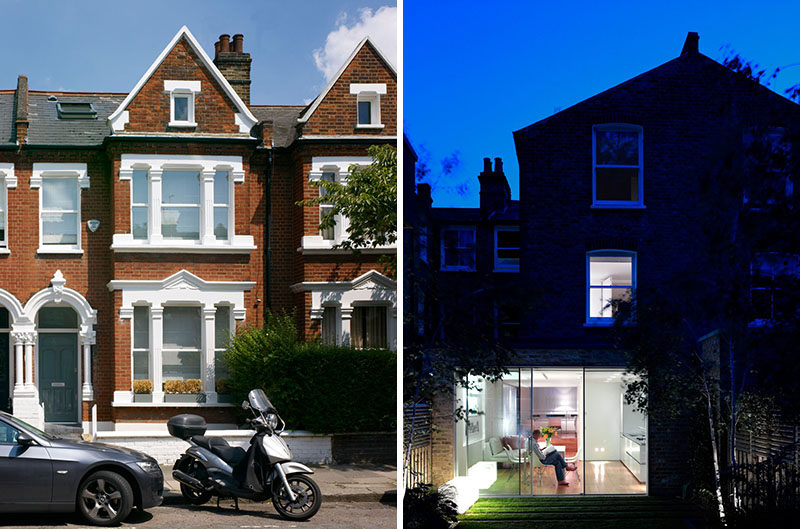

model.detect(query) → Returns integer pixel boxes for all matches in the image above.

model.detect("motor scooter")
[169,388,322,520]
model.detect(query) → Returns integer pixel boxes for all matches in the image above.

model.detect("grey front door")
[0,333,9,412]
[39,333,78,423]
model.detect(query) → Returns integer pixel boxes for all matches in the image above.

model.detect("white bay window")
[114,155,254,253]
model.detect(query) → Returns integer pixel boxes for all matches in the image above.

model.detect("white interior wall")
[584,379,621,460]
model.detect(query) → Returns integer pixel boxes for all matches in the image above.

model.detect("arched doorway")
[36,306,79,423]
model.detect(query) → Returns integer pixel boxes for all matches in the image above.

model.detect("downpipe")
[274,464,297,502]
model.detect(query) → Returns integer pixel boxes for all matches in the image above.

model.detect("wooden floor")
[480,460,646,496]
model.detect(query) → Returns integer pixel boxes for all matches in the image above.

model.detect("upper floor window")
[164,80,200,127]
[750,253,800,324]
[587,250,635,324]
[441,226,476,271]
[319,171,336,241]
[743,127,794,209]
[494,226,520,271]
[349,83,386,129]
[0,164,15,253]
[114,155,253,253]
[593,124,644,208]
[31,163,89,255]
[418,225,429,263]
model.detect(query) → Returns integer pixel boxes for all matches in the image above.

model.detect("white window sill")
[355,123,385,130]
[111,401,235,408]
[591,203,646,210]
[37,246,84,255]
[168,121,198,128]
[0,248,9,255]
[493,266,520,273]
[112,234,255,253]
[299,235,395,255]
[583,320,615,327]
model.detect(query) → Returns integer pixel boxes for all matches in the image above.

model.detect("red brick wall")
[123,37,241,134]
[301,42,396,137]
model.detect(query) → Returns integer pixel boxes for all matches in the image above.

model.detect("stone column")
[24,333,35,389]
[340,307,353,347]
[11,332,24,391]
[201,169,216,245]
[149,169,163,244]
[202,306,217,403]
[80,328,96,401]
[150,307,164,403]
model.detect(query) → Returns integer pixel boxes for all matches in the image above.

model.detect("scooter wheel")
[272,474,322,520]
[180,483,212,505]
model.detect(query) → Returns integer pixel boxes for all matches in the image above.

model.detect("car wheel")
[271,474,322,520]
[77,471,134,526]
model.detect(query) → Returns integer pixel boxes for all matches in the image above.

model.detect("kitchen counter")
[622,432,647,445]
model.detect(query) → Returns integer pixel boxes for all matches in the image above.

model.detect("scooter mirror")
[242,401,250,410]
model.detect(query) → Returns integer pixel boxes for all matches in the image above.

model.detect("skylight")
[56,102,97,120]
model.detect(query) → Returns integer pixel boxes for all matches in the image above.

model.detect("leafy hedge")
[224,312,396,433]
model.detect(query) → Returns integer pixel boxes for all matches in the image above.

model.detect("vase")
[546,437,551,447]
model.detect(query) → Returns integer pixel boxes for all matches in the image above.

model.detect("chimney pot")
[681,32,699,56]
[214,40,220,59]
[483,157,492,173]
[494,157,503,174]
[219,34,230,52]
[233,34,243,53]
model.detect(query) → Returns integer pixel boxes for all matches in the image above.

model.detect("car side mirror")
[16,432,35,447]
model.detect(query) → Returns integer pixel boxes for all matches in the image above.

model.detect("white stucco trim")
[0,162,16,188]
[108,25,257,132]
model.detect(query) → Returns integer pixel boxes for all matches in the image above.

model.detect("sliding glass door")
[454,367,647,496]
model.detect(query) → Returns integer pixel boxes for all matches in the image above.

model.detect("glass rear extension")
[455,368,647,496]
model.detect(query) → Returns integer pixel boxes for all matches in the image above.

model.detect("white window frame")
[0,163,16,254]
[302,156,392,253]
[165,80,200,127]
[585,250,636,326]
[494,226,520,272]
[440,225,477,272]
[130,169,149,240]
[114,155,254,253]
[592,124,644,209]
[350,83,386,129]
[132,305,151,381]
[161,305,203,383]
[31,163,88,255]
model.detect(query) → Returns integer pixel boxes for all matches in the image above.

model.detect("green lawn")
[458,496,708,529]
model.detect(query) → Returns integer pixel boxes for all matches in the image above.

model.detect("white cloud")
[313,6,397,81]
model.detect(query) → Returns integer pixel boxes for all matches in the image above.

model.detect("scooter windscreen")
[248,388,276,412]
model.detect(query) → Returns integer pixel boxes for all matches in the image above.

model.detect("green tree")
[300,144,397,269]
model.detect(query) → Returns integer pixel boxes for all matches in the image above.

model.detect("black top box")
[167,414,207,439]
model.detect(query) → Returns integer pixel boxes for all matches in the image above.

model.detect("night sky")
[404,0,800,207]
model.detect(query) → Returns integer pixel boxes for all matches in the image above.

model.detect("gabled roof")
[297,36,396,124]
[107,25,258,133]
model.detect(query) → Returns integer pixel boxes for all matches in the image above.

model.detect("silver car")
[0,411,163,526]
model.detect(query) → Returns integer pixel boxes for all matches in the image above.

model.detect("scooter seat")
[191,435,246,467]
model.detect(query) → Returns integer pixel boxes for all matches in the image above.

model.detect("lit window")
[349,84,386,129]
[164,80,200,127]
[351,306,387,349]
[593,125,643,207]
[162,307,202,382]
[441,226,476,271]
[587,251,635,323]
[494,226,520,271]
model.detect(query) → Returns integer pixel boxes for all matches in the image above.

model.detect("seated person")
[530,429,576,486]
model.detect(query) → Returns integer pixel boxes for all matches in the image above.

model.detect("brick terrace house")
[0,26,396,438]
[421,32,800,500]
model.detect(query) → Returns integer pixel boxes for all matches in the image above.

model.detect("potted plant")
[164,379,206,403]
[540,426,559,446]
[133,380,153,403]
[216,378,233,403]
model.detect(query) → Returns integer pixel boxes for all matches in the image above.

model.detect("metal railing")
[403,402,432,489]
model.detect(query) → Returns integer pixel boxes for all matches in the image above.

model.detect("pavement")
[160,463,398,504]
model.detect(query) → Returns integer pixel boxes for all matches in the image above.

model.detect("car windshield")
[248,389,275,412]
[0,412,59,440]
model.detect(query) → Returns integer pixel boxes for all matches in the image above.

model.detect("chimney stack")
[478,156,511,216]
[14,75,28,144]
[416,183,432,207]
[214,33,252,105]
[681,32,699,56]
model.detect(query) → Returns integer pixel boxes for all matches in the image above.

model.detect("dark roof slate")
[250,105,303,148]
[0,93,15,146]
[26,93,124,146]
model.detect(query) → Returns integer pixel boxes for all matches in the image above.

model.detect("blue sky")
[404,0,800,207]
[0,0,396,105]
